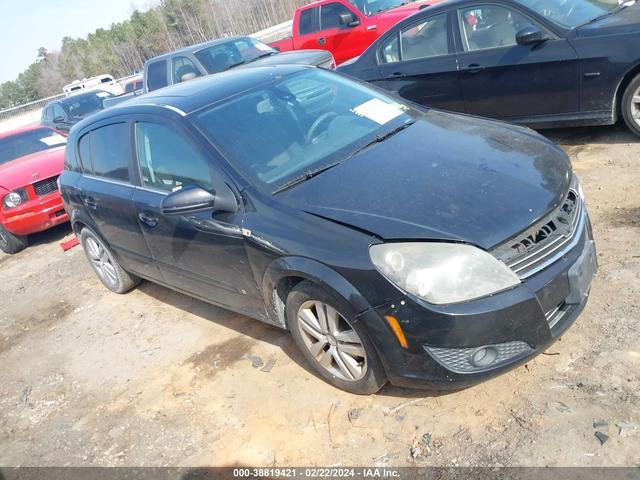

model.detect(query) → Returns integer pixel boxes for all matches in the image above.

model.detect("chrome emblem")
[32,172,40,180]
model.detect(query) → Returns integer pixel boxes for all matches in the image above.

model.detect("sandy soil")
[0,123,638,467]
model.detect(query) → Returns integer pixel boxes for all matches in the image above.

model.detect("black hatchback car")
[60,65,596,394]
[42,90,114,132]
[338,0,640,136]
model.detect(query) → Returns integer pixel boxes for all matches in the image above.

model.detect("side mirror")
[339,12,361,28]
[516,26,548,46]
[161,184,237,215]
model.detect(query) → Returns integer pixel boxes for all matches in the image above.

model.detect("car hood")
[576,3,640,36]
[277,111,571,250]
[248,50,333,67]
[0,147,65,192]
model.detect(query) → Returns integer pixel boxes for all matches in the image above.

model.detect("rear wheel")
[621,74,640,137]
[80,228,140,294]
[286,281,387,395]
[0,225,28,254]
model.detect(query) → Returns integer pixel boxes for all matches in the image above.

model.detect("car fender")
[261,255,373,328]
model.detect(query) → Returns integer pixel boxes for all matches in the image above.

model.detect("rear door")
[375,12,465,112]
[296,5,323,50]
[455,3,580,119]
[130,116,265,317]
[76,120,160,280]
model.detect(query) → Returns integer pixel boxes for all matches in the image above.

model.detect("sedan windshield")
[514,0,622,28]
[194,69,418,190]
[194,37,277,74]
[61,91,112,119]
[0,128,66,166]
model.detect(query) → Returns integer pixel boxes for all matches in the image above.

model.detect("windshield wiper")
[227,52,279,70]
[345,120,416,160]
[576,2,633,27]
[273,161,342,194]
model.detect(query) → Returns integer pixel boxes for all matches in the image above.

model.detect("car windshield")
[348,0,418,15]
[194,69,418,190]
[0,128,66,166]
[514,0,622,28]
[61,91,112,119]
[194,38,278,74]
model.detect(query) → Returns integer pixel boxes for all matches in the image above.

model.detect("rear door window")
[299,7,321,35]
[147,60,168,91]
[81,123,131,182]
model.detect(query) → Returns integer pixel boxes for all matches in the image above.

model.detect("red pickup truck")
[270,0,433,65]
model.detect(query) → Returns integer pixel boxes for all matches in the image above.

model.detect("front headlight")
[2,189,28,210]
[370,242,521,305]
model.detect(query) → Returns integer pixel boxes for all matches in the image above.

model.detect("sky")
[0,0,160,83]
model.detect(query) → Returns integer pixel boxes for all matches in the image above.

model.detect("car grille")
[492,184,584,279]
[33,176,59,197]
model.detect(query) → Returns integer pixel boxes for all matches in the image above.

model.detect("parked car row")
[5,0,624,393]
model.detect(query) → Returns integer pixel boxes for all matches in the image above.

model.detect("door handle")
[84,196,98,210]
[462,64,485,74]
[317,37,326,46]
[138,211,158,228]
[388,72,405,79]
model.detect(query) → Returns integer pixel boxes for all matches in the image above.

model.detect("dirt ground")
[1,123,639,468]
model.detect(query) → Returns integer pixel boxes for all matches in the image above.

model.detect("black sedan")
[41,90,114,132]
[60,65,596,394]
[338,0,640,136]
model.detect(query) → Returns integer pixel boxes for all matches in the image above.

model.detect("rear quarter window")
[147,60,168,91]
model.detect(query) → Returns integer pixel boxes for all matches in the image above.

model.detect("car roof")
[0,124,53,140]
[145,35,251,63]
[75,64,311,129]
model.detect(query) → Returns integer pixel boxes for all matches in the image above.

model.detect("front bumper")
[1,192,69,236]
[357,214,597,389]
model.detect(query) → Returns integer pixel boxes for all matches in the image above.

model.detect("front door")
[375,12,465,112]
[319,2,371,64]
[131,119,265,317]
[455,3,579,120]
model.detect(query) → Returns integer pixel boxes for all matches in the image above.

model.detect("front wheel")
[80,228,140,294]
[621,74,640,137]
[0,224,28,254]
[286,281,387,394]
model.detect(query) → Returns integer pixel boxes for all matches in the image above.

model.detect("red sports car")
[0,125,69,254]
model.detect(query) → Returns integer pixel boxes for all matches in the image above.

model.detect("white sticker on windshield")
[96,92,110,98]
[40,134,67,146]
[351,98,403,125]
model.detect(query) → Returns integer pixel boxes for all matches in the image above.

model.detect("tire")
[0,224,28,254]
[621,74,640,137]
[80,228,140,294]
[286,281,387,395]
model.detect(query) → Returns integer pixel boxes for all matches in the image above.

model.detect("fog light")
[470,346,498,368]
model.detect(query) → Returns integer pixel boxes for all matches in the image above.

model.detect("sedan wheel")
[85,236,119,288]
[631,86,640,128]
[622,74,640,137]
[80,228,140,294]
[297,300,367,381]
[286,281,387,394]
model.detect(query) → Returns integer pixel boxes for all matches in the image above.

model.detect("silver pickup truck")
[103,36,334,109]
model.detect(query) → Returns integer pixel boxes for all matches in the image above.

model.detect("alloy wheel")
[85,237,118,287]
[632,85,640,127]
[296,300,367,381]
